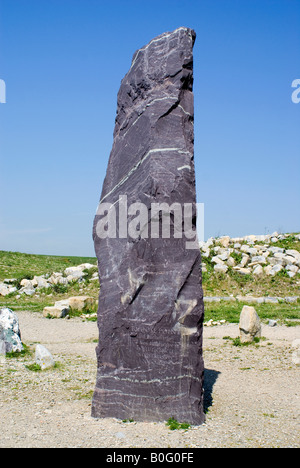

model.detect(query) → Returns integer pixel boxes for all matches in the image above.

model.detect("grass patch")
[268,235,300,252]
[205,301,300,324]
[232,336,260,346]
[166,417,191,431]
[25,360,62,372]
[285,320,300,327]
[0,250,97,283]
[5,343,32,359]
[201,236,300,298]
[68,303,98,321]
[52,283,69,294]
[0,250,99,314]
[77,389,94,400]
[1,249,299,324]
[25,363,42,372]
[82,267,98,282]
[230,252,243,264]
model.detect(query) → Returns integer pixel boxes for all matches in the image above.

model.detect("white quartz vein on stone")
[177,165,191,171]
[99,373,201,384]
[120,97,192,140]
[94,388,188,400]
[98,147,192,207]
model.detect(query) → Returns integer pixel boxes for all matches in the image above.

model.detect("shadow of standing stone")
[204,368,221,414]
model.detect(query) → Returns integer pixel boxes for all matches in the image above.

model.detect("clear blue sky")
[0,0,299,256]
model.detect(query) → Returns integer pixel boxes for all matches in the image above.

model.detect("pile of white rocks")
[200,232,300,278]
[0,263,98,298]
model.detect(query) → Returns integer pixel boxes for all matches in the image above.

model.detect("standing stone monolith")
[92,27,205,424]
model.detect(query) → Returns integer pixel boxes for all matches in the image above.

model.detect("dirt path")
[0,312,299,448]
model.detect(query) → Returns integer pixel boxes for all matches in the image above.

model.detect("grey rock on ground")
[0,308,23,353]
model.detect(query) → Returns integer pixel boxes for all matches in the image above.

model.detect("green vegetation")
[5,344,32,359]
[24,360,62,372]
[82,267,98,281]
[0,251,99,314]
[201,233,300,300]
[25,363,42,372]
[223,336,261,346]
[67,303,98,321]
[0,249,299,325]
[265,235,300,252]
[166,417,191,431]
[0,250,97,282]
[204,300,300,324]
[202,261,298,298]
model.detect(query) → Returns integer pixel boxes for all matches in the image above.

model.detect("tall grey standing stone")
[92,27,205,424]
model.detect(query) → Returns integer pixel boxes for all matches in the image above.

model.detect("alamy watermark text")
[291,79,300,104]
[95,195,204,250]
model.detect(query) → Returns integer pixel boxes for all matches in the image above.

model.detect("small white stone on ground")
[239,306,261,343]
[35,344,55,370]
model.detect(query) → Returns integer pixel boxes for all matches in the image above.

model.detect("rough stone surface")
[239,306,261,343]
[0,308,23,353]
[92,27,205,424]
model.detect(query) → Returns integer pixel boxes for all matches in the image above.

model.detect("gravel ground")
[0,311,299,448]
